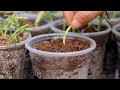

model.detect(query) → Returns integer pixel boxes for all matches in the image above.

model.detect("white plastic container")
[25,33,96,79]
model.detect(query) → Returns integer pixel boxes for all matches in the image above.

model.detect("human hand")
[64,11,103,29]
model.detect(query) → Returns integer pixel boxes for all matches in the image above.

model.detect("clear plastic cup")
[25,33,96,79]
[0,33,31,79]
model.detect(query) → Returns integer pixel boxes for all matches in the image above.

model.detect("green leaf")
[91,24,98,32]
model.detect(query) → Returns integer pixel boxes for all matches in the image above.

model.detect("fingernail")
[71,18,82,29]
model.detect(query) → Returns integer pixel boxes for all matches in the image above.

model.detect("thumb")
[64,11,76,25]
[71,11,103,29]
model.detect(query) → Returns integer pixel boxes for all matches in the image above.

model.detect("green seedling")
[0,11,31,45]
[90,11,112,32]
[42,11,59,21]
[34,11,61,27]
[63,26,72,45]
[34,11,44,27]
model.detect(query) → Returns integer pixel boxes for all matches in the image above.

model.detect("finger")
[64,11,76,25]
[71,11,103,29]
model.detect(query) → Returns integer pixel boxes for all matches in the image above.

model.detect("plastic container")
[50,19,111,79]
[18,13,51,37]
[0,33,31,79]
[107,11,120,26]
[25,33,96,79]
[112,23,120,79]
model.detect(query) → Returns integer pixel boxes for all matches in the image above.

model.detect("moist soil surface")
[33,38,91,52]
[57,24,107,33]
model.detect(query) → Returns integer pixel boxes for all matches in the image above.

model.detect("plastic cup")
[0,33,31,79]
[25,33,96,79]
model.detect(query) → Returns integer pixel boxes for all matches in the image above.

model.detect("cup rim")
[25,33,96,57]
[112,23,120,37]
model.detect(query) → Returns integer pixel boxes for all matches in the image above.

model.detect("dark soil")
[0,32,29,46]
[57,24,107,33]
[33,37,90,52]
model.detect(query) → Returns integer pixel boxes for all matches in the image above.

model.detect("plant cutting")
[50,12,112,79]
[25,33,96,79]
[0,11,31,79]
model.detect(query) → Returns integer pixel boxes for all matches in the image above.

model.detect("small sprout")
[63,26,72,45]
